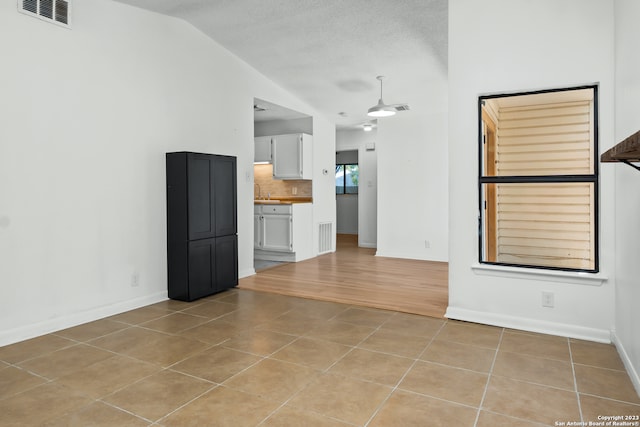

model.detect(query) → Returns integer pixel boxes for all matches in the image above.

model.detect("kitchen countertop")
[254,197,312,205]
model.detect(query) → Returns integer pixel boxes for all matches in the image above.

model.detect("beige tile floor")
[1,289,639,426]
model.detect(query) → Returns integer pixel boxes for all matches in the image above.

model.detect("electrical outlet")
[424,240,431,249]
[292,187,297,195]
[541,291,554,308]
[131,272,140,287]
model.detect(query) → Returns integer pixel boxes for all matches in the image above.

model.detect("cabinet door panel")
[215,235,238,291]
[254,214,262,248]
[167,241,189,301]
[188,238,216,300]
[214,156,237,236]
[262,214,292,252]
[187,154,215,240]
[166,153,189,244]
[272,134,301,179]
[254,136,272,163]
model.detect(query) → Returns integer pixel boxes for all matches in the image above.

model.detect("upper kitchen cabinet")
[254,136,273,163]
[272,133,313,180]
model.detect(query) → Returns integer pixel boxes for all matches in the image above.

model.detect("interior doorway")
[335,150,359,236]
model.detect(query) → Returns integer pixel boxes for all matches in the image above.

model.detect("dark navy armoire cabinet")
[166,152,238,301]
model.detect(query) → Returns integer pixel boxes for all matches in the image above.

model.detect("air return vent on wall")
[318,222,333,254]
[19,0,71,28]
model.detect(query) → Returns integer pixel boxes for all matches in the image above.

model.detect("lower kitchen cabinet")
[254,203,312,262]
[262,214,292,251]
[255,204,293,252]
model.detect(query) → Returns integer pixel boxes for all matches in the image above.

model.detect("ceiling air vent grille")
[19,0,71,28]
[394,104,410,112]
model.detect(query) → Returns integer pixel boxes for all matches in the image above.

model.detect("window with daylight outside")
[479,86,599,272]
[335,164,359,195]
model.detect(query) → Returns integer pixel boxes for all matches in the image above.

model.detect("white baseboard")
[375,250,427,261]
[445,306,611,343]
[239,268,256,278]
[611,331,640,399]
[0,291,168,347]
[375,250,447,263]
[358,242,377,249]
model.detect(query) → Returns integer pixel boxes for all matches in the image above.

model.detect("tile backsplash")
[254,164,312,198]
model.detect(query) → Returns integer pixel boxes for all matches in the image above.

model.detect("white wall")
[0,0,335,346]
[336,130,378,247]
[613,0,640,395]
[376,111,449,261]
[336,195,358,235]
[447,0,616,341]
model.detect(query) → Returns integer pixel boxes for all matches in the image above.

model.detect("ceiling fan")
[367,76,410,117]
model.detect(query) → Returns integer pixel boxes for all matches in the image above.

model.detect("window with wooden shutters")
[479,86,598,272]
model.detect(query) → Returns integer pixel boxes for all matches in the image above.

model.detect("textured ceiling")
[113,0,448,129]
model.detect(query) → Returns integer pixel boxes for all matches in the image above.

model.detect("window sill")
[471,263,608,286]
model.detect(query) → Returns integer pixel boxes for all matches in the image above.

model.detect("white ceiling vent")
[19,0,71,28]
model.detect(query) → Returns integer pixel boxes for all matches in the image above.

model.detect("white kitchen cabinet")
[254,203,313,262]
[253,213,262,248]
[272,133,312,179]
[262,214,292,251]
[254,136,273,163]
[254,204,292,252]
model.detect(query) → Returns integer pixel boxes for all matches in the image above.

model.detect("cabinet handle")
[298,137,303,177]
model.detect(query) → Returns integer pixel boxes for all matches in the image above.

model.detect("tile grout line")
[96,399,157,425]
[157,331,273,424]
[212,328,317,426]
[256,309,403,427]
[472,326,505,427]
[578,391,640,407]
[568,339,585,423]
[154,382,220,425]
[363,317,450,426]
[107,304,301,426]
[73,339,228,423]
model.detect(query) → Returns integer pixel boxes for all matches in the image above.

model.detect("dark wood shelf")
[601,130,640,171]
[601,130,640,162]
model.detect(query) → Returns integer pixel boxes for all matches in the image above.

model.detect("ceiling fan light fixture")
[363,123,373,131]
[367,76,397,117]
[368,100,396,117]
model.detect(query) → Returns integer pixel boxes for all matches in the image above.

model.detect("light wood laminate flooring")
[241,234,448,318]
